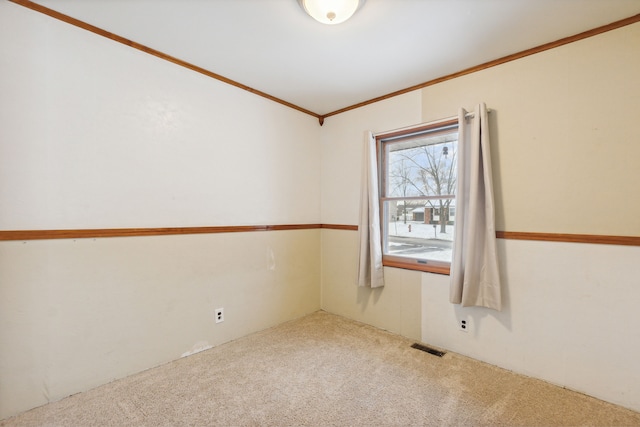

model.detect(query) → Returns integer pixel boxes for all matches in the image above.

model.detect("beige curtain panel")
[450,103,502,310]
[357,131,385,288]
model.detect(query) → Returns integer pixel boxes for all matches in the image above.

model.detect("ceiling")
[28,0,640,116]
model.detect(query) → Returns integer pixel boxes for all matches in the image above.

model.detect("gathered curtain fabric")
[357,131,385,288]
[450,103,501,310]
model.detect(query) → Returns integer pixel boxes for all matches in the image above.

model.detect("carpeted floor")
[3,310,640,426]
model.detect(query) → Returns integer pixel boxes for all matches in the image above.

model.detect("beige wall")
[320,230,422,341]
[415,22,640,411]
[320,91,424,341]
[0,3,320,419]
[421,23,640,235]
[0,3,321,230]
[421,239,640,412]
[320,22,640,412]
[0,231,320,418]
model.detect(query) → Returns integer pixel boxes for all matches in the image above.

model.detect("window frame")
[376,118,459,275]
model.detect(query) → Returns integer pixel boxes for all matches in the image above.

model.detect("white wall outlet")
[459,318,470,333]
[215,308,224,324]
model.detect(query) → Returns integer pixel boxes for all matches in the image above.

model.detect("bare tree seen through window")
[387,133,457,233]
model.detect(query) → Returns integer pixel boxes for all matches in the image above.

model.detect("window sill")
[383,258,450,275]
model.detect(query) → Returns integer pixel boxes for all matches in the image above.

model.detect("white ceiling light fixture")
[297,0,366,25]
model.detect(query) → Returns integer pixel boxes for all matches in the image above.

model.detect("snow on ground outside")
[388,221,454,241]
[387,221,453,262]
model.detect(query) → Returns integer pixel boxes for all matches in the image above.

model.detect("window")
[377,119,459,274]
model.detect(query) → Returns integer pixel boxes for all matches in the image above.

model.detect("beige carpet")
[3,311,640,426]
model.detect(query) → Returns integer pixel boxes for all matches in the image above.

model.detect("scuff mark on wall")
[267,247,276,271]
[181,341,213,358]
[41,380,50,403]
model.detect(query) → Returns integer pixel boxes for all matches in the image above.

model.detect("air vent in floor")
[411,343,446,357]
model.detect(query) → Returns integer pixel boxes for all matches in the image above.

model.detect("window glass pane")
[380,124,458,268]
[385,133,458,198]
[384,199,454,263]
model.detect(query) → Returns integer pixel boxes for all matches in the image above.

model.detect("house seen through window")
[378,119,459,274]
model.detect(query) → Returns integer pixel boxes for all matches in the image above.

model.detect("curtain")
[357,131,385,288]
[450,103,501,310]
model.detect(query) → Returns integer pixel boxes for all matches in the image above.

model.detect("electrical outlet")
[459,318,469,333]
[215,308,224,324]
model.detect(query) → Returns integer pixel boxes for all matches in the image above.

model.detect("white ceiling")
[32,0,640,116]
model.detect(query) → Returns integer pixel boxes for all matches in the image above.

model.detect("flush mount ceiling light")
[297,0,366,25]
